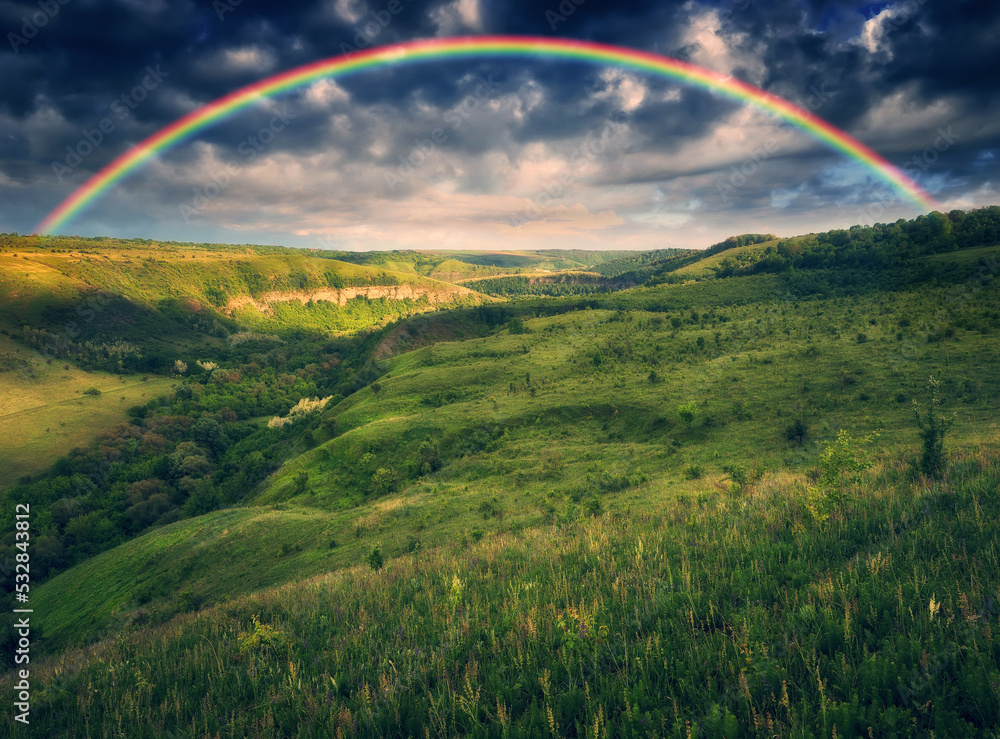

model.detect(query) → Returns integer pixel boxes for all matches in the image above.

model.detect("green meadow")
[1,209,999,736]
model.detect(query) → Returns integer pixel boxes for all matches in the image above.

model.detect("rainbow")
[36,35,939,234]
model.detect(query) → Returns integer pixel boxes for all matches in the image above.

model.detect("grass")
[2,227,999,736]
[19,252,1000,674]
[8,442,1000,736]
[0,335,175,487]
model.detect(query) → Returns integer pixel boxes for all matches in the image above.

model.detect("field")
[1,212,999,736]
[0,335,175,487]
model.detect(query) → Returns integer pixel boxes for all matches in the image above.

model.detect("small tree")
[367,544,384,571]
[370,467,400,496]
[913,376,955,478]
[785,418,808,446]
[678,401,697,428]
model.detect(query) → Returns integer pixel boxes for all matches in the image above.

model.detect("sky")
[0,0,997,251]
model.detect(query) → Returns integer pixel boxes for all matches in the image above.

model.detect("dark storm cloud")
[0,0,996,246]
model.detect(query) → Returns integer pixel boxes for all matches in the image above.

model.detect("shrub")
[785,418,808,446]
[914,376,955,478]
[370,467,400,496]
[416,439,442,475]
[683,464,702,480]
[722,463,763,494]
[507,316,527,334]
[677,401,697,428]
[293,472,309,495]
[366,545,384,571]
[478,498,502,519]
[82,387,101,396]
[805,429,877,523]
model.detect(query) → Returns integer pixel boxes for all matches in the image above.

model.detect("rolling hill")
[2,208,1000,736]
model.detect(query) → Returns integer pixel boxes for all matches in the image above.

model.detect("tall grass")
[8,444,999,737]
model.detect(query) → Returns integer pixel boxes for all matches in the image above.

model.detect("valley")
[1,209,999,736]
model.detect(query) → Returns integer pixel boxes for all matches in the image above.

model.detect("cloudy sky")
[0,0,997,251]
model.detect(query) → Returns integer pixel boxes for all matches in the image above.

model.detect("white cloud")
[590,69,647,113]
[679,7,766,84]
[196,46,278,77]
[429,0,483,35]
[304,79,351,108]
[330,0,366,24]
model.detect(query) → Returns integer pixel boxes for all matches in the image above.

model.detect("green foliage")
[914,376,956,478]
[415,439,442,475]
[722,462,764,493]
[785,418,808,446]
[683,463,702,480]
[805,429,877,523]
[366,544,383,571]
[13,449,1000,736]
[370,467,400,496]
[82,386,101,396]
[677,401,697,428]
[507,316,527,334]
[3,215,1000,737]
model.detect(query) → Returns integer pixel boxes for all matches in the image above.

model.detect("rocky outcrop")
[222,283,472,315]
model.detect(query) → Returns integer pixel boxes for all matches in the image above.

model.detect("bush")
[370,467,400,496]
[293,472,309,495]
[677,401,697,428]
[914,377,955,478]
[507,316,527,334]
[785,418,808,446]
[416,439,442,475]
[683,464,702,480]
[82,387,101,396]
[366,545,383,571]
[478,498,502,519]
[722,463,763,493]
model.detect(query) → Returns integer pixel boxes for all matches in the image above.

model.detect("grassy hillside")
[3,210,1000,736]
[0,235,482,499]
[0,335,175,487]
[20,238,1000,660]
[0,236,476,336]
[10,441,1000,736]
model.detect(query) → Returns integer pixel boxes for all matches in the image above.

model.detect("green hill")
[3,209,1000,737]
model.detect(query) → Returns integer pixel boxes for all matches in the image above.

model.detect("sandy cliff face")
[222,284,471,314]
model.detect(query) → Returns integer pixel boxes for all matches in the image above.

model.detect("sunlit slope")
[0,240,472,314]
[0,335,175,486]
[13,240,1000,724]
